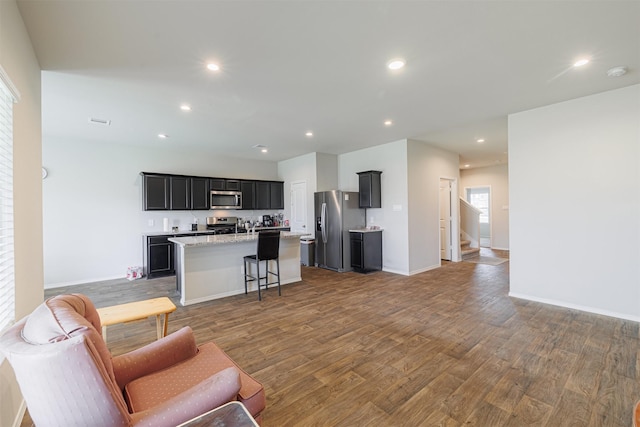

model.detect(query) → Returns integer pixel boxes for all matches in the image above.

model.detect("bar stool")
[244,230,281,300]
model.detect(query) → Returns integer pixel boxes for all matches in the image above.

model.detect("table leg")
[155,315,162,340]
[102,325,107,342]
[163,313,170,338]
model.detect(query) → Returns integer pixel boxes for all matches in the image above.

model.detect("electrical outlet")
[148,219,154,227]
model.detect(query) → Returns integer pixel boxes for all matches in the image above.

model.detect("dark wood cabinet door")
[143,174,170,210]
[148,239,173,276]
[357,171,382,208]
[256,181,270,209]
[225,180,241,191]
[241,181,256,210]
[191,177,210,210]
[210,178,225,191]
[350,234,364,270]
[170,176,191,210]
[270,182,284,209]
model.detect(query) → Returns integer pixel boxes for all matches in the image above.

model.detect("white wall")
[338,140,410,275]
[460,164,509,250]
[509,84,640,321]
[316,152,338,191]
[407,140,460,273]
[0,1,43,426]
[42,137,281,287]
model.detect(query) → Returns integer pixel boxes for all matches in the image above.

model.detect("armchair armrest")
[113,326,197,390]
[130,367,241,427]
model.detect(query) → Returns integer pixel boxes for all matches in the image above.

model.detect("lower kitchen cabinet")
[146,236,174,278]
[350,230,382,273]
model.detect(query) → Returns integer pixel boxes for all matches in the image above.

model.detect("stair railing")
[459,197,481,250]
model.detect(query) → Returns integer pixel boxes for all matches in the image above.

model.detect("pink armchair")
[0,294,265,426]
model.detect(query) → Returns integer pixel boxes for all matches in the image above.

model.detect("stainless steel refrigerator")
[314,190,364,272]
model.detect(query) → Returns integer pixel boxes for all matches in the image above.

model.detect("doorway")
[465,186,491,247]
[439,179,453,261]
[290,181,308,233]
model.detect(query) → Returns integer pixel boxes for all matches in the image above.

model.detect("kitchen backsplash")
[141,209,286,233]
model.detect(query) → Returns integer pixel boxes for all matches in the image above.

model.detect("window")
[0,66,19,332]
[466,187,490,224]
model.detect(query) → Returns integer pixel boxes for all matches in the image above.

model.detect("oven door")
[210,191,242,209]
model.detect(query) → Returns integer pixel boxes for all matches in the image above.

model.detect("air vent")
[88,117,111,126]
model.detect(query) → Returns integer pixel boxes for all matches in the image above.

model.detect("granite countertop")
[169,231,306,247]
[143,225,290,237]
[348,227,383,233]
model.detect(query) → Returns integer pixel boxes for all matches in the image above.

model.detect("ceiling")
[17,1,640,169]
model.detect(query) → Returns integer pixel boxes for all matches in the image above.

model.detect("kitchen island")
[169,231,306,305]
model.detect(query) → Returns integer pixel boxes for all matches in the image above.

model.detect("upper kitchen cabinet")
[270,181,284,209]
[241,181,256,210]
[357,171,382,208]
[142,173,170,210]
[255,181,284,210]
[210,178,241,191]
[190,177,210,210]
[255,181,270,209]
[170,176,191,210]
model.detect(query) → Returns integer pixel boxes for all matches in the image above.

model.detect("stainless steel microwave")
[210,190,242,209]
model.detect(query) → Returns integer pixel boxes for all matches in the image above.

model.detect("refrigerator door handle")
[321,202,327,244]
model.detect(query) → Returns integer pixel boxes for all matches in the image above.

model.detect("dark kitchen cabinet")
[357,170,382,209]
[255,181,270,209]
[146,236,174,278]
[270,182,284,209]
[350,231,382,273]
[209,178,225,191]
[211,178,240,191]
[241,181,256,210]
[190,177,210,210]
[143,174,170,210]
[225,180,241,191]
[170,176,191,210]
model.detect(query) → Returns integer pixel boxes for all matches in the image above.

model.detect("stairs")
[460,239,480,260]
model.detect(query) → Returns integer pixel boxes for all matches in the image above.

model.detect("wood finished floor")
[24,250,640,426]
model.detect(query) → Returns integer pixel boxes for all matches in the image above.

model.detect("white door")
[290,181,307,233]
[439,179,452,261]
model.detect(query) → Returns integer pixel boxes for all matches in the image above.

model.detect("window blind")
[0,66,18,332]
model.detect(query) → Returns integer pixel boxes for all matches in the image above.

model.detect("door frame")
[440,177,460,263]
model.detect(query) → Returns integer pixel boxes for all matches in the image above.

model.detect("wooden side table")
[177,401,258,427]
[97,297,176,342]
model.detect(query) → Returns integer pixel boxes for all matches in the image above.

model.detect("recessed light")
[158,134,168,139]
[573,58,590,67]
[180,104,192,111]
[387,59,406,70]
[261,148,268,153]
[384,120,393,126]
[206,63,220,71]
[305,131,313,137]
[464,164,470,168]
[476,138,485,143]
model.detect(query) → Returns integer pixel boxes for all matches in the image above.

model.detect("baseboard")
[508,292,640,323]
[408,264,440,276]
[180,277,301,306]
[44,275,124,289]
[491,246,510,251]
[382,267,408,276]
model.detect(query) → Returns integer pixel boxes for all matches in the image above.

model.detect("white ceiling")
[17,0,640,169]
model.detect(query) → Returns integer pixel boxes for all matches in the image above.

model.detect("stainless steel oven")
[210,190,242,209]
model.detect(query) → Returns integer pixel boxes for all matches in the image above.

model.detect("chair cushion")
[125,342,265,418]
[22,294,117,384]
